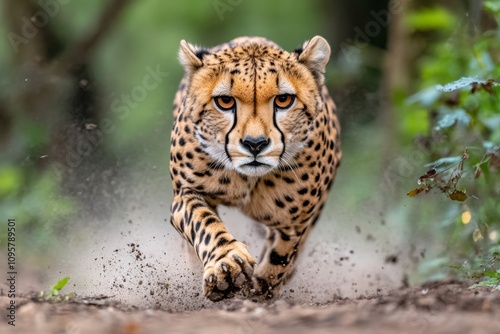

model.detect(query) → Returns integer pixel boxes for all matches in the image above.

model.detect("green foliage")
[0,165,23,197]
[405,7,456,31]
[403,3,500,276]
[469,274,500,290]
[0,169,76,252]
[407,150,469,202]
[38,276,76,302]
[450,248,500,290]
[485,1,500,25]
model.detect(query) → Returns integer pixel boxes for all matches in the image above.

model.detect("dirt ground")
[1,280,500,334]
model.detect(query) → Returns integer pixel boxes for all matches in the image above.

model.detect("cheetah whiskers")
[211,151,235,173]
[278,152,300,182]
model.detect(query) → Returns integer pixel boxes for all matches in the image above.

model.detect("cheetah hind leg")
[250,227,308,300]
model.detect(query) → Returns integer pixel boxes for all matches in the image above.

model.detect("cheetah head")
[178,36,331,177]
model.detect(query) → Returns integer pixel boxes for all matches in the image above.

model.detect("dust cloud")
[37,163,414,311]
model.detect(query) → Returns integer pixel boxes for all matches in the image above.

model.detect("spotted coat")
[169,36,341,301]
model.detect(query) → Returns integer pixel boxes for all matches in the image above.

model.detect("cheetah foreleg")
[170,190,256,301]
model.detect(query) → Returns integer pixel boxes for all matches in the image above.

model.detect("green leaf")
[449,190,467,202]
[405,7,456,31]
[472,51,495,74]
[469,277,500,290]
[425,156,462,168]
[481,116,500,132]
[485,1,500,25]
[448,265,463,271]
[435,108,471,130]
[435,77,498,92]
[407,187,424,198]
[406,87,441,106]
[0,166,23,198]
[402,108,429,136]
[483,269,500,278]
[50,277,70,293]
[484,1,500,15]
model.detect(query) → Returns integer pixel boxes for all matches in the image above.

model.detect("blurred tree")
[0,0,131,252]
[398,1,500,280]
[1,0,130,188]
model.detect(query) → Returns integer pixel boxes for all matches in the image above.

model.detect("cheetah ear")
[297,36,331,85]
[179,40,209,73]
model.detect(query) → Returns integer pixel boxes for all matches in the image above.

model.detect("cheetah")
[169,36,341,301]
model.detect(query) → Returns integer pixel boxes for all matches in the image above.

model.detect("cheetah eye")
[214,96,236,111]
[274,94,295,110]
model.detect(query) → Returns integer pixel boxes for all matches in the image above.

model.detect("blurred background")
[0,0,499,308]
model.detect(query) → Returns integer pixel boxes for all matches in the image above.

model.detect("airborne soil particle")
[1,280,499,334]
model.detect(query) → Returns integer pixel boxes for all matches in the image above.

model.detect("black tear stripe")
[273,105,286,161]
[224,111,237,163]
[270,74,286,160]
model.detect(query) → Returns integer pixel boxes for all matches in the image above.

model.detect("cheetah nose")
[241,136,270,156]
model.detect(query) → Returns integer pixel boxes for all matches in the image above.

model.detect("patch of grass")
[469,271,500,290]
[451,250,500,290]
[38,277,76,302]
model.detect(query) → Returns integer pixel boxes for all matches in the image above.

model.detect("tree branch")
[54,0,131,72]
[380,0,410,176]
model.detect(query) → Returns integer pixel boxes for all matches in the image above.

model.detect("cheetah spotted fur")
[169,36,341,301]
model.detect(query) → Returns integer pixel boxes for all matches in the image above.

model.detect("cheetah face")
[179,37,331,177]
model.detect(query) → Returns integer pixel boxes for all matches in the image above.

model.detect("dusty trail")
[1,280,499,334]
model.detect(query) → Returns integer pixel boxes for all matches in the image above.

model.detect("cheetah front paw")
[203,242,256,301]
